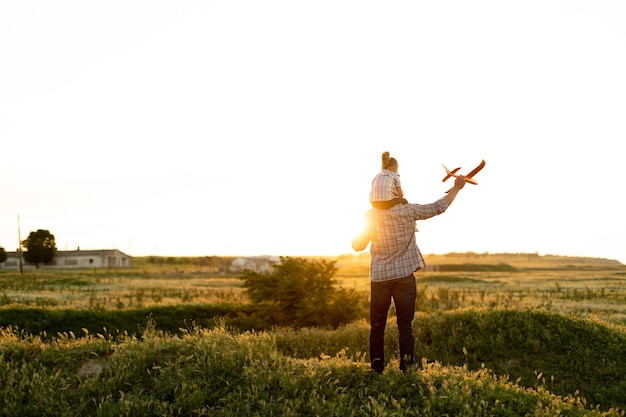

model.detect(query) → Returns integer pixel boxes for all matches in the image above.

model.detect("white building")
[1,249,131,269]
[229,256,280,273]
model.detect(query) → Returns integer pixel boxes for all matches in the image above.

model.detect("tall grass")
[271,309,626,412]
[1,321,622,416]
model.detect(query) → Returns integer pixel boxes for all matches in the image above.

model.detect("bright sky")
[1,1,625,264]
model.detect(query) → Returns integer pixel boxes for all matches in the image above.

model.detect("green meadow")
[1,253,626,416]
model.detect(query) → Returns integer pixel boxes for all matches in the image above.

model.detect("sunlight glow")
[1,1,625,264]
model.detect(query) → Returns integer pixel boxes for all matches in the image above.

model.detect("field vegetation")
[1,252,626,416]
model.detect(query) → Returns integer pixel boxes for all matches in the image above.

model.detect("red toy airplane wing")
[465,159,486,180]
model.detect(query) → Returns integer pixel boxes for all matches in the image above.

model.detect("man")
[353,175,466,373]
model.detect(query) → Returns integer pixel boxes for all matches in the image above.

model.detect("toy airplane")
[442,159,485,192]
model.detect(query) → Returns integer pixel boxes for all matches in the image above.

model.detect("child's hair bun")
[381,152,391,169]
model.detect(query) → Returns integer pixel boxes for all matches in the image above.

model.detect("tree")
[240,257,362,329]
[22,229,57,268]
[0,247,6,263]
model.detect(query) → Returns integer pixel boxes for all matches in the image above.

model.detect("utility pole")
[17,215,23,275]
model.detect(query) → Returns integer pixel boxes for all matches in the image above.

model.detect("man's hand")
[454,175,466,190]
[444,175,466,206]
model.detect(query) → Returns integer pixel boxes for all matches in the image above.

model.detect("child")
[370,151,408,210]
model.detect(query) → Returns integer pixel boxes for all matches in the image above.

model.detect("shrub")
[240,257,362,329]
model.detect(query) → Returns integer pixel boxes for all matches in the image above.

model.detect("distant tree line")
[145,255,233,269]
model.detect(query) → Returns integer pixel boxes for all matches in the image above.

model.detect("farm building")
[229,256,280,273]
[0,249,131,269]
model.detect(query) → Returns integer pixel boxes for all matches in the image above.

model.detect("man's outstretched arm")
[444,175,466,206]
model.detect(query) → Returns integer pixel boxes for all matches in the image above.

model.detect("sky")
[1,1,625,264]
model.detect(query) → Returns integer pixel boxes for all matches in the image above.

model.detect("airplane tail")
[442,165,461,182]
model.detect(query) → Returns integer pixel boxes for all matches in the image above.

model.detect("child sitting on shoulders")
[370,151,408,210]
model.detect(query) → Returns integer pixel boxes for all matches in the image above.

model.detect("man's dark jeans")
[370,274,417,373]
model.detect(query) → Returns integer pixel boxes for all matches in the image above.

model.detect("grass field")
[1,252,626,416]
[338,252,626,325]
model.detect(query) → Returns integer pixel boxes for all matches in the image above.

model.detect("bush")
[240,257,362,329]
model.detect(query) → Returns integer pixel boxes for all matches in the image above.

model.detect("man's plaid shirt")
[367,197,449,282]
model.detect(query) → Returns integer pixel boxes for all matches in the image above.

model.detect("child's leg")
[371,197,408,210]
